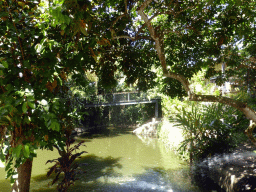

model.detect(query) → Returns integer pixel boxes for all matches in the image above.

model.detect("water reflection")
[1,128,201,192]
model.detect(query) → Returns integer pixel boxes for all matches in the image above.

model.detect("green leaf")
[6,84,13,92]
[15,91,25,96]
[67,42,73,51]
[27,102,35,109]
[23,144,30,158]
[47,119,52,127]
[50,120,60,131]
[14,98,23,106]
[1,61,8,69]
[35,43,45,53]
[10,176,16,184]
[27,96,35,101]
[22,102,28,113]
[5,115,12,123]
[12,145,22,158]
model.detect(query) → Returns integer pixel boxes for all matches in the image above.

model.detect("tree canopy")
[0,0,256,191]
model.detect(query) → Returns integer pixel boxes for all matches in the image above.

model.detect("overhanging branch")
[111,0,256,127]
[190,94,256,123]
[137,0,168,74]
[163,72,191,95]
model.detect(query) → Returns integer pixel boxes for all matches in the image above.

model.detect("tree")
[0,0,97,191]
[1,0,256,191]
[94,0,256,140]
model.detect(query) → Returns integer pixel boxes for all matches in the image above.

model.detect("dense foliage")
[0,0,96,190]
[172,102,249,163]
[0,0,256,191]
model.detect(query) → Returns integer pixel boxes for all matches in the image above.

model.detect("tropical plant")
[1,0,256,190]
[172,102,249,164]
[46,135,87,192]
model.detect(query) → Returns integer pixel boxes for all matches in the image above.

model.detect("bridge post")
[155,100,158,118]
[128,93,130,102]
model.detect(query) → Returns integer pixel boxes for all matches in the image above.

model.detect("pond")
[0,127,202,192]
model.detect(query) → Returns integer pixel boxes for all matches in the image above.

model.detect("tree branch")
[137,0,167,74]
[190,94,256,123]
[111,0,256,132]
[245,121,256,146]
[136,23,147,35]
[109,0,130,37]
[124,0,128,14]
[137,0,193,96]
[163,72,191,95]
[137,0,153,11]
[112,35,152,41]
[110,14,127,30]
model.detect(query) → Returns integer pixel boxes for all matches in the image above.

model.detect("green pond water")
[0,128,201,192]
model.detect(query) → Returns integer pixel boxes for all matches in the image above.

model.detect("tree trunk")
[12,158,33,192]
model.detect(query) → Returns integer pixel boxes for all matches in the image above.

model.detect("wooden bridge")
[84,92,161,118]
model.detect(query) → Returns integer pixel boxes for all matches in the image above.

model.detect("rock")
[133,126,145,135]
[133,118,160,137]
[72,127,86,136]
[194,143,256,192]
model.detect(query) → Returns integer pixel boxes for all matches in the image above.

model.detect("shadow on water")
[2,127,224,192]
[30,128,200,192]
[31,154,122,192]
[124,167,200,192]
[192,169,224,192]
[32,128,220,192]
[66,165,202,192]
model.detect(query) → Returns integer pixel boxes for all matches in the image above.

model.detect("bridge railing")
[85,92,152,104]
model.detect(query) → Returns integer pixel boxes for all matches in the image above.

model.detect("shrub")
[46,135,87,192]
[172,102,249,163]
